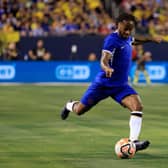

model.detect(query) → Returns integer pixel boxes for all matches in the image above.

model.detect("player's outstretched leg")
[129,111,150,152]
[61,100,79,120]
[122,94,150,152]
[134,140,150,152]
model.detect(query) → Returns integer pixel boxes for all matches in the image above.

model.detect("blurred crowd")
[0,0,168,38]
[120,0,168,41]
[0,0,115,36]
[0,0,168,61]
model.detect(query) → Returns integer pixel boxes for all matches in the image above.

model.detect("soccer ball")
[115,138,136,159]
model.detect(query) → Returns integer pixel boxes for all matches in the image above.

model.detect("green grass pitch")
[0,85,167,168]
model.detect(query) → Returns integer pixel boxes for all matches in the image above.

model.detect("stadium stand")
[0,0,115,36]
[0,0,168,61]
[0,0,168,37]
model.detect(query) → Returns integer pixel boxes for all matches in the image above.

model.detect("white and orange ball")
[115,138,136,159]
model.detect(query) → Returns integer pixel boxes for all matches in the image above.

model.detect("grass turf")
[0,85,167,168]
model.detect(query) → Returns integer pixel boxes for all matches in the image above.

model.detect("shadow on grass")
[55,151,167,161]
[135,152,167,160]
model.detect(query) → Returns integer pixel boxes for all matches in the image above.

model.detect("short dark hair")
[116,13,137,25]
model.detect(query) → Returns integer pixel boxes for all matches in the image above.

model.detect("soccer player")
[61,13,162,152]
[133,45,152,85]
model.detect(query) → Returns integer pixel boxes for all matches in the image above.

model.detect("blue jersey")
[94,31,134,87]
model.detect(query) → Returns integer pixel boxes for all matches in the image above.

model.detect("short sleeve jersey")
[94,31,134,87]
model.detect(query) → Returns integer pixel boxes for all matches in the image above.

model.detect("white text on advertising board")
[147,65,166,80]
[56,65,90,80]
[0,65,15,80]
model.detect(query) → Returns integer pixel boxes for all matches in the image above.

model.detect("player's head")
[143,51,152,61]
[116,13,137,38]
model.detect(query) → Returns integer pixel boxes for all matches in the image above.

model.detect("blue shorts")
[80,83,137,107]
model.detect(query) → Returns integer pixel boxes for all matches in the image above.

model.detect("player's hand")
[105,67,114,78]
